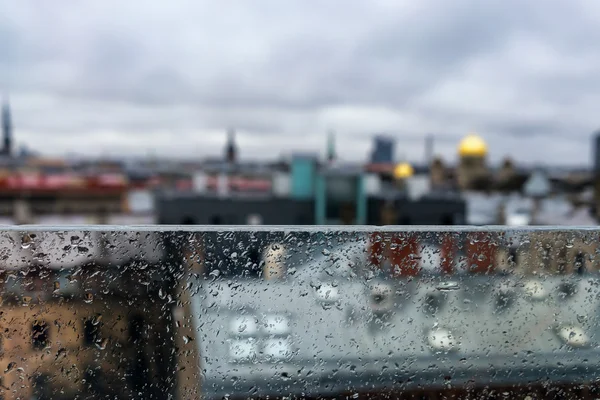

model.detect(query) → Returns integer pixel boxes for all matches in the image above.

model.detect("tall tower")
[327,131,336,163]
[593,131,600,220]
[225,128,237,164]
[457,133,489,190]
[1,99,12,157]
[425,134,434,166]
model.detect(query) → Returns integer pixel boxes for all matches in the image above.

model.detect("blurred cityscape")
[3,95,600,398]
[0,98,597,228]
[5,1,600,398]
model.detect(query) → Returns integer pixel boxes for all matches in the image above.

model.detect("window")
[508,246,518,266]
[129,315,144,343]
[84,318,101,346]
[32,321,49,350]
[84,367,102,394]
[575,252,586,274]
[31,374,50,400]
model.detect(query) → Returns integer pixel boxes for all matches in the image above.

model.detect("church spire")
[327,130,336,163]
[225,128,237,164]
[1,97,12,157]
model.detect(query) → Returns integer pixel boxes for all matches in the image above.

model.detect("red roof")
[0,173,128,194]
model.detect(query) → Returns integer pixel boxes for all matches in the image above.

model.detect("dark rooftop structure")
[157,155,465,226]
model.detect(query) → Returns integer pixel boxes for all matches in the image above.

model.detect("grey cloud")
[1,0,600,164]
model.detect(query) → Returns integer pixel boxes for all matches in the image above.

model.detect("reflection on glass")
[0,228,598,399]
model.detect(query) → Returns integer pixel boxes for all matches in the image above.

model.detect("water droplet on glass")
[4,362,15,373]
[84,293,93,304]
[55,347,66,360]
[53,281,60,292]
[182,335,193,344]
[95,338,108,350]
[22,296,32,306]
[577,315,587,324]
[436,281,460,291]
[21,234,32,249]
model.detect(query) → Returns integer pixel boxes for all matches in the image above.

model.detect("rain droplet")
[22,296,32,306]
[53,281,60,292]
[182,335,193,344]
[436,281,460,291]
[84,293,93,304]
[569,331,577,339]
[577,315,587,324]
[21,234,32,249]
[4,362,15,373]
[95,338,108,350]
[55,347,67,360]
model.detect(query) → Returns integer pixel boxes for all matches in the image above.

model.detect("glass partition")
[0,227,599,399]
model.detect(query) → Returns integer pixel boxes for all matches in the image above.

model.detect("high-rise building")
[370,135,395,164]
[1,99,12,157]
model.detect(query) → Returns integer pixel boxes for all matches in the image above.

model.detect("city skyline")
[1,1,600,165]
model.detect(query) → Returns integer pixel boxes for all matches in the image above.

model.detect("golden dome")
[393,162,414,180]
[458,134,488,157]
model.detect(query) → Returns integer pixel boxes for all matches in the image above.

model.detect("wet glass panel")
[0,228,598,399]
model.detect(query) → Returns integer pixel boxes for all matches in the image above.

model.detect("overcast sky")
[1,0,599,165]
